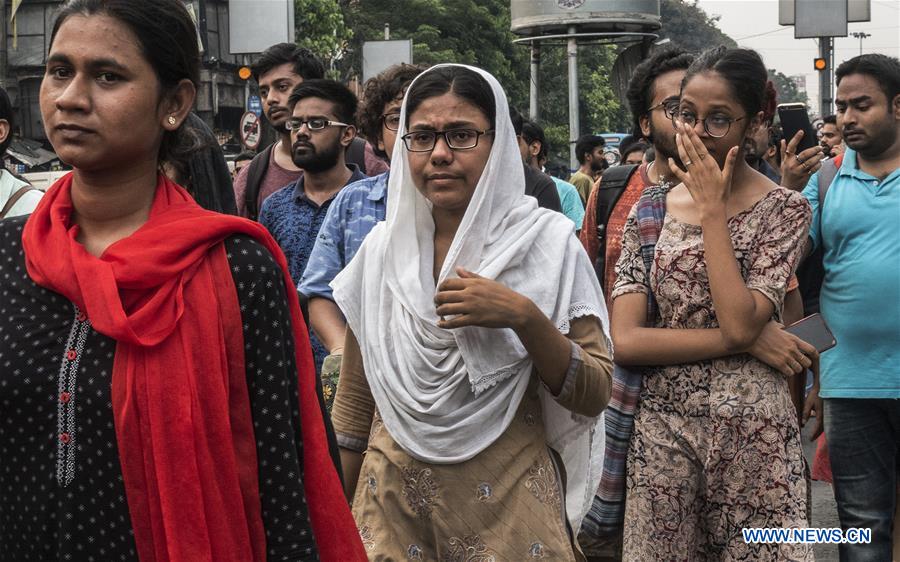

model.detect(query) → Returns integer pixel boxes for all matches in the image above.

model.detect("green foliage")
[658,0,737,52]
[768,68,809,107]
[322,0,735,170]
[294,0,352,69]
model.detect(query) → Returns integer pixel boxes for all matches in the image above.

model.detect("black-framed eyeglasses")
[672,111,746,138]
[401,128,494,152]
[382,113,401,131]
[284,117,351,132]
[647,98,680,119]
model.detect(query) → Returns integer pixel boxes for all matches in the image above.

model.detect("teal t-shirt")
[802,149,900,398]
[550,176,585,230]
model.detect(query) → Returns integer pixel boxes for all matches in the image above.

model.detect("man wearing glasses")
[299,64,425,410]
[259,79,366,374]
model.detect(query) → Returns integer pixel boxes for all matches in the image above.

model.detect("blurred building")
[0,0,248,152]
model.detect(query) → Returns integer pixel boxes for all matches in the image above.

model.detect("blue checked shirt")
[299,171,389,302]
[259,164,366,371]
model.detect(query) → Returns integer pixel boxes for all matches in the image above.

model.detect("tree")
[294,0,352,76]
[658,0,737,53]
[768,68,809,107]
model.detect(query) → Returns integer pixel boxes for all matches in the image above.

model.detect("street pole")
[567,26,579,173]
[850,31,870,56]
[819,37,834,118]
[529,42,540,122]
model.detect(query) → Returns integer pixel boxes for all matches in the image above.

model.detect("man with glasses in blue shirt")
[299,65,425,409]
[259,79,366,374]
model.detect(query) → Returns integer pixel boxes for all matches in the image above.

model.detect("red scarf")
[22,173,366,562]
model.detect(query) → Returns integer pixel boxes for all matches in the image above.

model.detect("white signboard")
[779,0,870,26]
[362,40,413,83]
[228,0,295,55]
[240,112,262,150]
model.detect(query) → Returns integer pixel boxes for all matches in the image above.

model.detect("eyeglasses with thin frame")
[647,98,680,120]
[671,110,746,138]
[402,128,494,152]
[284,117,351,132]
[382,113,401,131]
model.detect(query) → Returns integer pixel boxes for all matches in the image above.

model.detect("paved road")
[803,417,840,562]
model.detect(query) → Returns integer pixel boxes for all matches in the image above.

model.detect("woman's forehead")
[407,92,491,125]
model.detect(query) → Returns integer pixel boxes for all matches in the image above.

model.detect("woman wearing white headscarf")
[330,64,612,560]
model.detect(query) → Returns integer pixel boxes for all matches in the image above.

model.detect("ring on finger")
[795,154,805,164]
[684,159,693,166]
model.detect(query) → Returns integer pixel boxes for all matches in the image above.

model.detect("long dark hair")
[49,0,201,164]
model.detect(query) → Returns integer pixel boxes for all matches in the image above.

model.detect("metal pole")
[529,42,540,122]
[819,37,833,118]
[567,26,579,173]
[384,23,390,41]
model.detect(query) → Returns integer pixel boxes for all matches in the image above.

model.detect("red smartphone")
[784,313,836,353]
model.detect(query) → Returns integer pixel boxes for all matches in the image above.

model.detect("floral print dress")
[613,187,814,561]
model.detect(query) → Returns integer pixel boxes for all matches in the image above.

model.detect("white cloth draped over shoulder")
[331,63,610,532]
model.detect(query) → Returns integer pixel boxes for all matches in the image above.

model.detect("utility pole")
[819,37,834,118]
[529,43,540,122]
[850,31,870,56]
[567,26,579,173]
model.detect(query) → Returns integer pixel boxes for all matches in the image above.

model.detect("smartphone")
[777,103,818,153]
[785,313,836,353]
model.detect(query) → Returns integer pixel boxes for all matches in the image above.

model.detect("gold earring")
[167,116,177,126]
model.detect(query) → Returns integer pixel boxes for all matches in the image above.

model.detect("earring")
[167,115,177,126]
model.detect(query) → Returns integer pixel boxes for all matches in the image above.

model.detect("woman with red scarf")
[0,1,364,560]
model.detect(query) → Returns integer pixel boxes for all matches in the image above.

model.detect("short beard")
[846,124,896,159]
[292,141,342,173]
[648,119,682,168]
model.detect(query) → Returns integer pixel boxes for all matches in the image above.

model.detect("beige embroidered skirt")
[351,377,580,562]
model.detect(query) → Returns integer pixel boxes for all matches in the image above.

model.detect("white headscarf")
[332,64,610,530]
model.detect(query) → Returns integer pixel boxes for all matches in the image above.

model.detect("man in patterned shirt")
[259,79,365,373]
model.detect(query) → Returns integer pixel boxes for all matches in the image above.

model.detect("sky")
[696,0,900,113]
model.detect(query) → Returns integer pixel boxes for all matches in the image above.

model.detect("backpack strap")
[592,164,639,280]
[1,185,37,219]
[346,137,367,175]
[244,143,275,222]
[817,153,843,209]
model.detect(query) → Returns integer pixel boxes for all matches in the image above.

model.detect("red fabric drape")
[22,173,365,561]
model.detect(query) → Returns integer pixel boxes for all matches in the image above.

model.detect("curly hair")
[625,46,695,137]
[358,63,428,157]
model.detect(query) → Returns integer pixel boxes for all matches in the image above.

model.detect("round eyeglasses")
[382,113,401,132]
[647,98,680,120]
[672,111,746,138]
[284,117,351,132]
[401,129,494,152]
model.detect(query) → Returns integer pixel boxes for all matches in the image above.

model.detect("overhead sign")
[247,95,262,117]
[779,0,870,27]
[362,40,413,83]
[240,111,261,150]
[228,0,295,54]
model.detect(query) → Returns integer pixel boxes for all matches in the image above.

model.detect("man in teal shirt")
[518,120,585,232]
[801,54,899,561]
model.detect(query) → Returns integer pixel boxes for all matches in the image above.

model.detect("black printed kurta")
[0,216,318,561]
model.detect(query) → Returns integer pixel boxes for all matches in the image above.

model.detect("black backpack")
[592,164,640,281]
[243,137,369,222]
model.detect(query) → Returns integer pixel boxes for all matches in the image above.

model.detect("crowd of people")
[0,0,897,561]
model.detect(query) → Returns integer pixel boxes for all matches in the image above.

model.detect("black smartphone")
[785,313,836,353]
[777,103,818,153]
